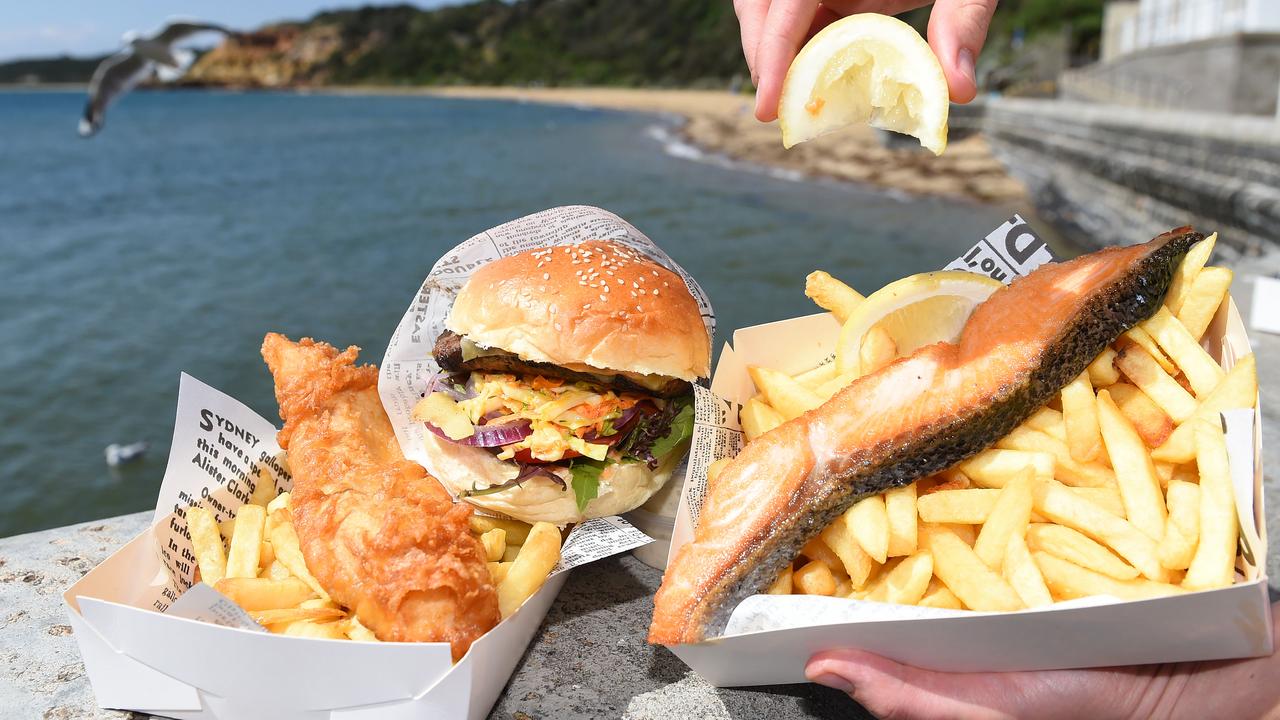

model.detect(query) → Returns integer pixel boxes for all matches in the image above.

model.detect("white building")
[1106,0,1280,58]
[1076,0,1280,114]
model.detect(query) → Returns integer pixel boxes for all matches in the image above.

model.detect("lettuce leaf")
[619,394,694,468]
[568,459,605,513]
[647,400,694,460]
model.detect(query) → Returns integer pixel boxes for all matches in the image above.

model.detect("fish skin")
[649,228,1202,645]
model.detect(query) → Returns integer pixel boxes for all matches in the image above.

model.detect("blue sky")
[0,2,459,62]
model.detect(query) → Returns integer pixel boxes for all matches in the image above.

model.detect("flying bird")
[79,20,234,137]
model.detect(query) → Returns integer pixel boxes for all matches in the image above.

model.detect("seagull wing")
[152,21,232,45]
[80,50,153,137]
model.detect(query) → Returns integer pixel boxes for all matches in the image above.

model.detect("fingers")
[753,0,822,121]
[807,649,999,719]
[735,0,773,83]
[927,0,998,103]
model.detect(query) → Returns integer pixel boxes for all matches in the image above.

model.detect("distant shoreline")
[323,85,1026,203]
[5,83,1023,202]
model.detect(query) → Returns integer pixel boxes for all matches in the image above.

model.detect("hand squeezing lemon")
[777,14,950,154]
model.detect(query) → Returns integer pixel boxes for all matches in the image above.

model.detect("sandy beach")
[413,86,1027,203]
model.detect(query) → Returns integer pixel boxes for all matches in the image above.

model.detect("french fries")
[1183,420,1238,590]
[1003,532,1053,608]
[1164,232,1215,314]
[884,483,918,557]
[1026,523,1139,581]
[1140,306,1224,396]
[1177,266,1232,341]
[1096,390,1167,541]
[739,247,1252,614]
[1061,372,1103,462]
[749,366,822,421]
[957,449,1054,488]
[848,495,890,563]
[480,528,508,562]
[1114,345,1197,423]
[1159,480,1200,571]
[922,525,1023,611]
[805,270,864,324]
[741,397,785,442]
[972,471,1033,570]
[1121,326,1178,375]
[996,427,1115,488]
[1032,480,1169,582]
[917,488,1001,525]
[1107,383,1174,448]
[866,551,932,605]
[819,515,875,589]
[187,483,559,644]
[1087,347,1120,388]
[794,559,838,596]
[498,522,562,618]
[186,506,227,586]
[469,515,532,545]
[1151,354,1257,463]
[767,565,794,595]
[225,505,266,579]
[214,576,315,611]
[1033,551,1185,601]
[859,327,898,376]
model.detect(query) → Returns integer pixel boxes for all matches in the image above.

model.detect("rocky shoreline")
[332,85,1028,204]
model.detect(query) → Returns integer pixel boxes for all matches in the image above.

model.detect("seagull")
[79,20,234,137]
[104,441,149,467]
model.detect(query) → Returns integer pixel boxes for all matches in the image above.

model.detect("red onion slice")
[425,419,532,447]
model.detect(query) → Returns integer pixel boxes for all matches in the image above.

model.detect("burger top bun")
[422,430,676,525]
[447,239,710,381]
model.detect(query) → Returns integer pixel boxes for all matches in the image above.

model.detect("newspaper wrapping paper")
[682,214,1053,530]
[148,373,292,614]
[379,205,716,569]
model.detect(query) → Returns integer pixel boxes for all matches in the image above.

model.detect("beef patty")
[433,330,690,398]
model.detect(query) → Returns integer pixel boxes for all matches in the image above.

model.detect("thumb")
[806,649,1013,720]
[926,0,998,103]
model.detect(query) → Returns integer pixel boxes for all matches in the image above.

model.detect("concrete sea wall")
[981,98,1280,267]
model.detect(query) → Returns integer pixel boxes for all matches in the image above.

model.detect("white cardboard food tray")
[61,374,574,720]
[664,291,1270,686]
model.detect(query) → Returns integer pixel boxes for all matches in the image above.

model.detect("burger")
[413,239,711,524]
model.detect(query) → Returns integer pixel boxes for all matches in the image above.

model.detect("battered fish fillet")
[261,333,499,659]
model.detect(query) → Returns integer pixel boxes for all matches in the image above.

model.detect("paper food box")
[663,218,1270,685]
[62,206,708,719]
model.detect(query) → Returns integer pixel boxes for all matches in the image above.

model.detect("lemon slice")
[835,271,1003,376]
[778,13,949,154]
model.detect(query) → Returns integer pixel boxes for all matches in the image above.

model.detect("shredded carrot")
[575,401,616,419]
[530,375,564,391]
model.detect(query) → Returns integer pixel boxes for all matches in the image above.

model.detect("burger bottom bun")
[421,430,681,525]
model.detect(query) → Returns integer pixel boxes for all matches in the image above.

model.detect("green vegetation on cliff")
[311,0,744,87]
[1,0,1104,88]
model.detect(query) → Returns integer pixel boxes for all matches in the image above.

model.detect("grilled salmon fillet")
[650,229,1202,644]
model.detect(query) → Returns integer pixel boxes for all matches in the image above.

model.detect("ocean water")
[0,89,1045,537]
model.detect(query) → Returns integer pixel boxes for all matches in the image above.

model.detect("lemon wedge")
[778,13,949,154]
[835,271,1003,376]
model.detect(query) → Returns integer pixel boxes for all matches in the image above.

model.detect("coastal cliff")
[184,24,344,87]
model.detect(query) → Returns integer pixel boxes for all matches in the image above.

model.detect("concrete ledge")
[1,515,854,719]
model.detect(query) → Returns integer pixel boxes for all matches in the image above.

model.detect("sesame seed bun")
[446,240,710,381]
